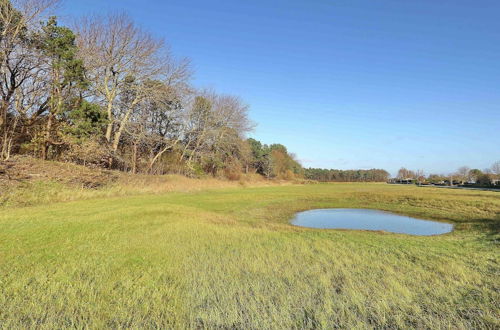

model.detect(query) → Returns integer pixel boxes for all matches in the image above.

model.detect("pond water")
[291,209,453,236]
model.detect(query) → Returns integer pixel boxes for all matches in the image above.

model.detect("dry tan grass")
[0,157,294,207]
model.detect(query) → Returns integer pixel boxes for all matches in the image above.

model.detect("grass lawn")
[0,183,499,328]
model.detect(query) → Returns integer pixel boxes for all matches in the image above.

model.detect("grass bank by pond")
[0,183,499,328]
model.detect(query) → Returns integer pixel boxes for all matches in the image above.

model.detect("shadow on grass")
[460,216,500,244]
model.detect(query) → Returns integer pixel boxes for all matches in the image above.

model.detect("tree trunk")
[105,101,114,143]
[0,94,14,160]
[42,114,53,160]
[105,122,113,143]
[148,140,179,174]
[112,107,134,152]
[0,107,7,160]
[104,83,116,143]
[2,116,19,161]
[132,143,138,174]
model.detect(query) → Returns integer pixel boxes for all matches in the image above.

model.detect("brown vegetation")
[0,155,303,207]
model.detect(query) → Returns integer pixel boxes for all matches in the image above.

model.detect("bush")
[61,136,111,168]
[224,163,242,181]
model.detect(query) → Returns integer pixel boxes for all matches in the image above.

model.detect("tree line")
[396,161,500,186]
[304,168,390,182]
[0,0,303,179]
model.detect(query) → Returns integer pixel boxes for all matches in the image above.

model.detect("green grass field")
[1,183,499,328]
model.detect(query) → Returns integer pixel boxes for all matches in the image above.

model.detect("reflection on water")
[291,209,453,236]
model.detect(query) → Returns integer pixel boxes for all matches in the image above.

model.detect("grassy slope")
[0,183,499,328]
[0,156,277,208]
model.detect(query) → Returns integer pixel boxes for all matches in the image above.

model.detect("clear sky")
[60,0,500,175]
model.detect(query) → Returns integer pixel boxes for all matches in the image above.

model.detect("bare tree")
[75,13,191,164]
[179,91,254,175]
[456,166,470,183]
[457,166,470,177]
[397,167,415,179]
[491,161,500,176]
[415,169,425,183]
[180,93,213,168]
[0,0,58,159]
[125,80,187,173]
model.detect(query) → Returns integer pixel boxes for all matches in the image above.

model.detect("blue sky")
[60,0,500,175]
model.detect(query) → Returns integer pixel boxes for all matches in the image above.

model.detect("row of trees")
[304,168,390,182]
[396,161,500,186]
[0,0,304,179]
[447,163,500,186]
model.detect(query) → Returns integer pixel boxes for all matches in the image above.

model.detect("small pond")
[291,209,453,236]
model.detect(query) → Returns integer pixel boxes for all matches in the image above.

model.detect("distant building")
[389,178,416,184]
